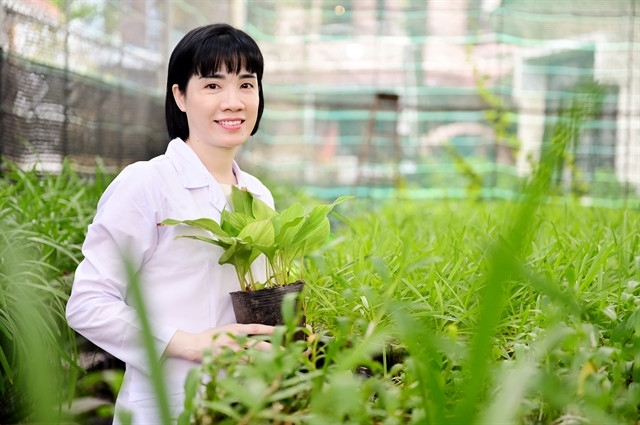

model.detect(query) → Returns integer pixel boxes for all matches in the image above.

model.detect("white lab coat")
[66,138,274,424]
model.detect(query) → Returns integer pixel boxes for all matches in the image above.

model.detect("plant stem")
[247,267,256,291]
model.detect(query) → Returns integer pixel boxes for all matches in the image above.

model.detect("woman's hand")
[165,323,274,362]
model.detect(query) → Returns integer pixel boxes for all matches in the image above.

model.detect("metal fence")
[1,0,638,202]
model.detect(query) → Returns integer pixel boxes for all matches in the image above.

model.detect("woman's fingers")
[208,323,275,354]
[216,322,274,336]
[236,323,275,335]
[246,339,272,351]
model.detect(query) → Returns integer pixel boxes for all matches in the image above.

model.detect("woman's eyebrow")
[201,73,224,79]
[201,73,257,79]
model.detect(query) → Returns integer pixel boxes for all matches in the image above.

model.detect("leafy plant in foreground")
[0,157,112,423]
[0,222,78,422]
[178,295,405,425]
[163,186,351,291]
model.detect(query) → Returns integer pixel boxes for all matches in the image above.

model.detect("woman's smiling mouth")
[216,119,244,129]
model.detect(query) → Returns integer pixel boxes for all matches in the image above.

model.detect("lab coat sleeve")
[66,163,176,374]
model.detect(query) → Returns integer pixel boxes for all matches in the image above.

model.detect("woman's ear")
[172,84,186,112]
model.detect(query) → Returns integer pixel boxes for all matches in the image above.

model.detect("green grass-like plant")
[1,147,638,424]
[0,157,114,422]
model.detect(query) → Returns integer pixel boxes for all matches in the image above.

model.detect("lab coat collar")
[166,138,214,189]
[165,138,268,212]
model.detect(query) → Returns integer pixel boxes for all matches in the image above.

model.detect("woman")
[66,23,274,424]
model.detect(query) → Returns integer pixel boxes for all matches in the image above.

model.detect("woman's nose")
[220,88,244,111]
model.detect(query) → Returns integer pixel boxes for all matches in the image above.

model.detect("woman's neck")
[185,138,238,185]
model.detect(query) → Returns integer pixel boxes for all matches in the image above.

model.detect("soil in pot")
[230,281,306,340]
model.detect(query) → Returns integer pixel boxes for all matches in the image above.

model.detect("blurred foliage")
[0,132,637,423]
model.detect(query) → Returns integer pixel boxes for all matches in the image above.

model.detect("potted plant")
[162,187,351,329]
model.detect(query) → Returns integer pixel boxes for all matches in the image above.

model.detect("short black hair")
[165,23,265,140]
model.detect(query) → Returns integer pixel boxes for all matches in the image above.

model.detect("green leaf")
[252,196,277,220]
[218,240,254,290]
[0,346,13,386]
[293,196,351,246]
[279,203,306,224]
[238,219,275,247]
[218,240,244,267]
[177,234,230,249]
[292,208,330,246]
[182,367,201,411]
[275,215,305,247]
[299,217,331,252]
[255,243,278,260]
[162,218,228,238]
[230,186,254,216]
[221,209,253,236]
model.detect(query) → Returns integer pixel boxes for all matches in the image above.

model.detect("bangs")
[192,34,263,77]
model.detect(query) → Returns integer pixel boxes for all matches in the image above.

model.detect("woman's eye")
[240,83,254,89]
[206,83,219,89]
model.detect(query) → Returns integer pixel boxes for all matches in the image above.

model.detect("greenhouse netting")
[1,0,638,204]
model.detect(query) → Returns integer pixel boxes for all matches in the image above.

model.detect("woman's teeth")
[219,120,242,126]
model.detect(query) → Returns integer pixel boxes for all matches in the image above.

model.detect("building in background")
[0,0,638,199]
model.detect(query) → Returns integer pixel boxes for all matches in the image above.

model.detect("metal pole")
[0,0,5,48]
[62,0,70,160]
[623,0,637,200]
[0,45,4,162]
[0,0,5,161]
[231,0,247,29]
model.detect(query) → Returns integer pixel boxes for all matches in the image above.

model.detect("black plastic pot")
[230,281,306,337]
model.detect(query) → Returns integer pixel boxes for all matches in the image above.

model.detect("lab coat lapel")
[233,161,269,204]
[208,185,228,214]
[165,139,228,214]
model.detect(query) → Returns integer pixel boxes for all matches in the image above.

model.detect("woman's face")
[172,67,259,150]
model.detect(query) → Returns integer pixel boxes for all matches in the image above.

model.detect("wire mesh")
[0,0,638,203]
